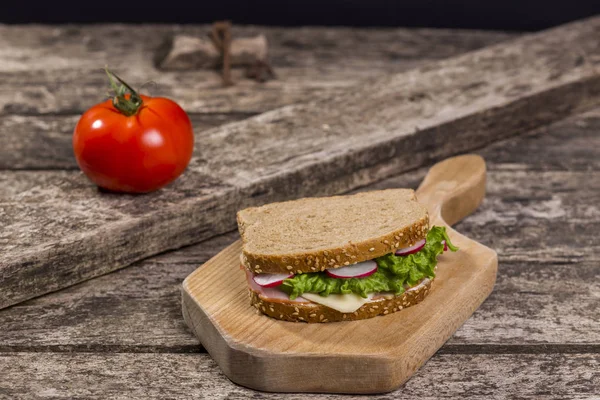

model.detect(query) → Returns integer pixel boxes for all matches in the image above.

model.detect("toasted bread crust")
[249,279,433,323]
[238,190,429,275]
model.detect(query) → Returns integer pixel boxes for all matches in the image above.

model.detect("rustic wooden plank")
[2,18,600,309]
[0,352,597,398]
[0,112,254,170]
[0,25,515,115]
[0,27,512,171]
[464,109,600,173]
[0,107,598,351]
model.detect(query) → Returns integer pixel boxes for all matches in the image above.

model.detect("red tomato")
[73,73,194,193]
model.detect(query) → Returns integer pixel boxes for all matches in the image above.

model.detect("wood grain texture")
[0,25,514,115]
[1,18,599,310]
[1,109,599,353]
[1,353,597,399]
[181,155,498,393]
[1,27,510,171]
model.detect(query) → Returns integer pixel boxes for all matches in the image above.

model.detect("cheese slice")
[301,292,374,313]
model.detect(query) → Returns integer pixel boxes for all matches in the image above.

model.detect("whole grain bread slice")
[249,279,433,323]
[237,189,429,275]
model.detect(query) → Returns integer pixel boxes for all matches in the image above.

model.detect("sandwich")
[237,189,457,323]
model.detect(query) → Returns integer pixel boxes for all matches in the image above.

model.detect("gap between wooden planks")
[1,17,600,309]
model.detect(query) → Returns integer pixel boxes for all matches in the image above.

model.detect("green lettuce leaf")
[280,226,457,299]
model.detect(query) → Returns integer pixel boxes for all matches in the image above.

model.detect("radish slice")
[253,273,294,288]
[246,270,307,303]
[441,240,448,252]
[395,239,426,256]
[326,260,378,279]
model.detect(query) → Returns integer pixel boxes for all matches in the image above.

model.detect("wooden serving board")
[182,154,497,394]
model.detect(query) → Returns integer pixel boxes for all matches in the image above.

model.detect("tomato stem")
[105,67,143,116]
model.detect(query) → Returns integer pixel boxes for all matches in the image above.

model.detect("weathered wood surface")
[1,108,598,355]
[0,25,514,115]
[2,18,600,310]
[0,353,598,399]
[1,27,514,171]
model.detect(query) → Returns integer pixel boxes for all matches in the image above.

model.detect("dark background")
[0,1,598,30]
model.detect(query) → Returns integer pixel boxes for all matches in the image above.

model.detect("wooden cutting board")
[182,154,497,394]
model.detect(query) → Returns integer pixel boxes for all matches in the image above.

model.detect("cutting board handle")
[416,154,486,226]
